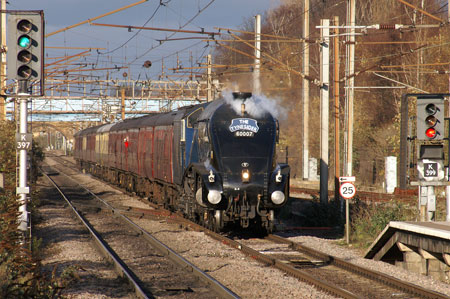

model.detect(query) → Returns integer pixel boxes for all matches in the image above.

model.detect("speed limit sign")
[339,182,356,199]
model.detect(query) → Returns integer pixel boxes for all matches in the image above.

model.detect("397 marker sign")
[15,133,32,150]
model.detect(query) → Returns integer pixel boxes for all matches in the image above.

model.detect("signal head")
[17,65,32,79]
[416,96,445,141]
[17,50,32,64]
[425,115,438,127]
[425,127,437,139]
[18,35,31,48]
[425,103,438,115]
[7,12,44,87]
[17,19,32,33]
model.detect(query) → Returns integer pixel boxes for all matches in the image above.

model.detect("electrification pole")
[207,54,212,102]
[121,87,125,120]
[320,19,330,204]
[0,0,6,120]
[302,0,310,180]
[334,16,340,202]
[345,0,355,177]
[253,14,261,95]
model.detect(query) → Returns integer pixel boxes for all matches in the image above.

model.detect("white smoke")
[222,89,287,120]
[203,159,211,168]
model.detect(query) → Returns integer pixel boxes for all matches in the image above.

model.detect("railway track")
[117,204,448,298]
[40,161,239,299]
[246,235,448,299]
[44,153,448,298]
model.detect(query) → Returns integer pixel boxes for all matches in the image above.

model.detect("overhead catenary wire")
[45,0,151,38]
[21,0,450,119]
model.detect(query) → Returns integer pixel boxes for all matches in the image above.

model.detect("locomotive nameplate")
[234,131,254,137]
[229,118,259,137]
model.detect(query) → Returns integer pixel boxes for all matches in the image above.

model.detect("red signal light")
[425,127,437,139]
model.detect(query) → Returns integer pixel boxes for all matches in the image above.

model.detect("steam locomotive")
[74,91,290,233]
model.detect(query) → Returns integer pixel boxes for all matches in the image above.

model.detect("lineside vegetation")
[0,120,72,298]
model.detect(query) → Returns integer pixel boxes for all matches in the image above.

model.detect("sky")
[6,0,281,81]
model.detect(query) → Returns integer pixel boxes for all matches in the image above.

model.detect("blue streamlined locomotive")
[74,91,290,233]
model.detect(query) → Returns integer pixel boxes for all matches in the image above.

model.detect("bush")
[350,200,414,248]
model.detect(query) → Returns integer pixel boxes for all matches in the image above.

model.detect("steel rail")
[128,203,447,299]
[195,226,359,299]
[50,164,239,299]
[41,168,149,299]
[267,234,449,299]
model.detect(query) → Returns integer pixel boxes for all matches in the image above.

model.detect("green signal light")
[18,35,31,48]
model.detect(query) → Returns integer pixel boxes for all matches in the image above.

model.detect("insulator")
[379,24,395,30]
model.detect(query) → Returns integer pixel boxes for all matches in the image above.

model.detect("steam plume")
[222,89,287,120]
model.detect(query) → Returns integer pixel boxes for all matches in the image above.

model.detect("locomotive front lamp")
[241,169,250,183]
[207,190,222,204]
[271,191,285,205]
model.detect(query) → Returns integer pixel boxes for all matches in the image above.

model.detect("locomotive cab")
[188,92,290,232]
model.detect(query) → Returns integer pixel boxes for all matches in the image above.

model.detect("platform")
[365,221,450,282]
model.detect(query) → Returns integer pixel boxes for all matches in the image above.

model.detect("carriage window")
[197,121,211,160]
[198,121,209,143]
[181,119,186,142]
[187,108,203,128]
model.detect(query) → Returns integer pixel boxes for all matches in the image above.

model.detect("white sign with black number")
[339,182,356,199]
[417,159,445,181]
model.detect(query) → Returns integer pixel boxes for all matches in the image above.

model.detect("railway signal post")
[7,10,44,235]
[415,95,447,221]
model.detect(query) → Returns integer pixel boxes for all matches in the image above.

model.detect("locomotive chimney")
[232,92,252,116]
[232,91,252,100]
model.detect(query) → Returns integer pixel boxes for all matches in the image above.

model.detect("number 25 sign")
[339,182,356,199]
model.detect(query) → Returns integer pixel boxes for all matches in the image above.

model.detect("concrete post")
[253,14,261,95]
[302,0,310,180]
[320,19,330,204]
[17,93,29,233]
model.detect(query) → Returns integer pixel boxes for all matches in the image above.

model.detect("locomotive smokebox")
[232,91,252,100]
